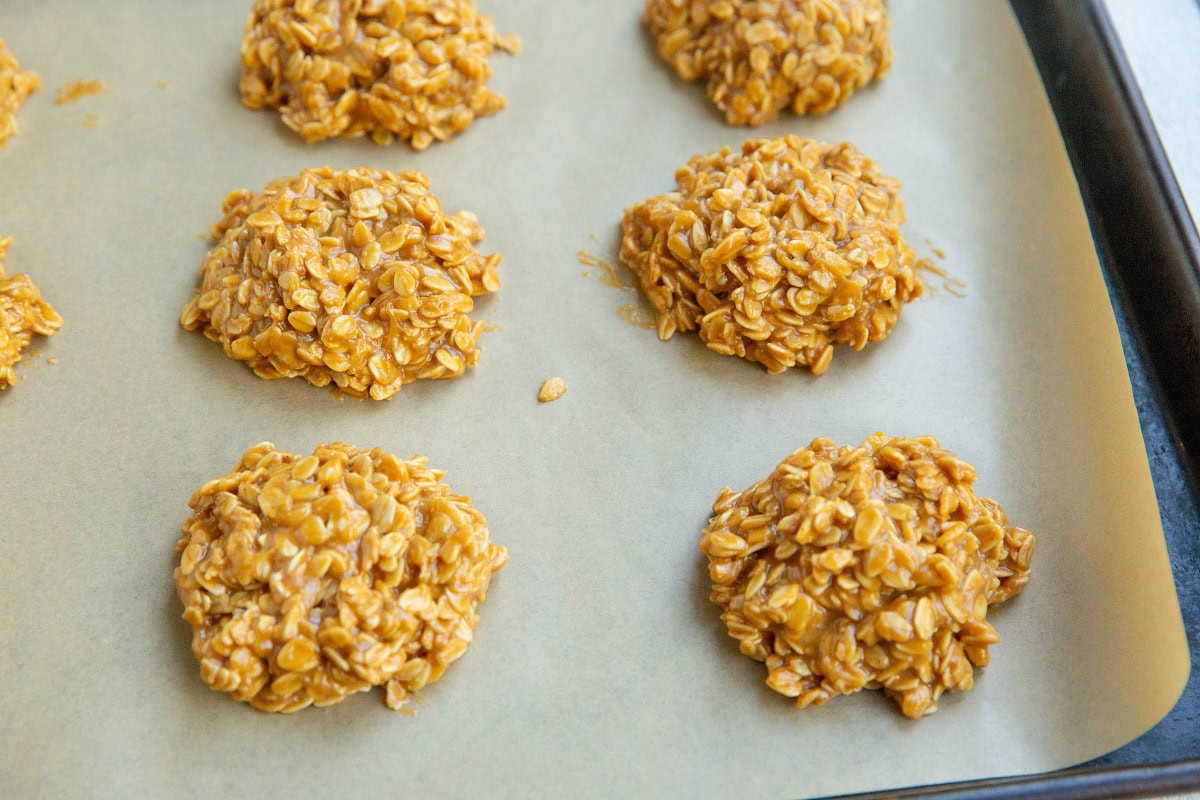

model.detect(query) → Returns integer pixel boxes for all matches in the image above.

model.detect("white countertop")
[1103,0,1200,226]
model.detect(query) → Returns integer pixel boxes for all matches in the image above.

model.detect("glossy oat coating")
[644,0,891,125]
[181,166,501,399]
[240,0,519,149]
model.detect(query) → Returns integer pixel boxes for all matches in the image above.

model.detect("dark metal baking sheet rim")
[819,0,1200,797]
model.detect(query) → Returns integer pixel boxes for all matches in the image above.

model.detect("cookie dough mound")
[181,166,501,400]
[0,237,63,389]
[621,137,921,375]
[240,0,519,149]
[0,40,40,150]
[699,434,1034,718]
[175,442,508,713]
[644,0,891,125]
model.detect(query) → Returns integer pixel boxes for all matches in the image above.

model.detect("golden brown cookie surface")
[175,442,508,713]
[181,166,501,399]
[700,434,1034,718]
[644,0,891,125]
[621,137,921,375]
[240,0,519,149]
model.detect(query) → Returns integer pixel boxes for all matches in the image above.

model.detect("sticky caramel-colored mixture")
[621,136,922,375]
[644,0,891,125]
[537,376,566,403]
[616,303,656,330]
[0,237,63,389]
[240,0,519,150]
[577,248,661,331]
[175,442,507,713]
[917,257,967,298]
[577,248,635,291]
[0,41,40,150]
[181,166,501,400]
[700,434,1034,718]
[54,78,105,105]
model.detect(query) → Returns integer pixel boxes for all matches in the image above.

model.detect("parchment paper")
[0,2,1189,798]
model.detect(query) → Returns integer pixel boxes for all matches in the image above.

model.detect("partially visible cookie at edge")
[0,237,63,390]
[0,40,41,150]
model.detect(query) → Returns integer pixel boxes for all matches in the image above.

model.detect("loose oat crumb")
[180,166,501,400]
[0,41,40,151]
[644,0,892,125]
[82,112,98,129]
[47,357,57,365]
[700,434,1034,719]
[240,0,519,150]
[538,376,566,403]
[175,441,507,713]
[156,80,168,90]
[55,78,105,105]
[0,237,63,389]
[621,136,922,375]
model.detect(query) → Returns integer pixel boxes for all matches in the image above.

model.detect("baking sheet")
[0,1,1189,798]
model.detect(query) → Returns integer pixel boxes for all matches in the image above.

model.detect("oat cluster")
[0,237,63,389]
[175,442,508,713]
[644,0,891,125]
[0,40,40,150]
[240,0,519,150]
[621,136,922,375]
[180,166,501,400]
[700,434,1034,718]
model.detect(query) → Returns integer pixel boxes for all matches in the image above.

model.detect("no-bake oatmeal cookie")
[621,136,921,375]
[0,237,62,389]
[700,434,1034,718]
[175,442,507,712]
[0,40,40,150]
[240,0,519,149]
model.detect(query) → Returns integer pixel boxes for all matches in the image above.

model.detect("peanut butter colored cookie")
[181,166,501,399]
[644,0,891,125]
[700,434,1034,718]
[240,0,519,149]
[175,442,507,712]
[621,137,921,375]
